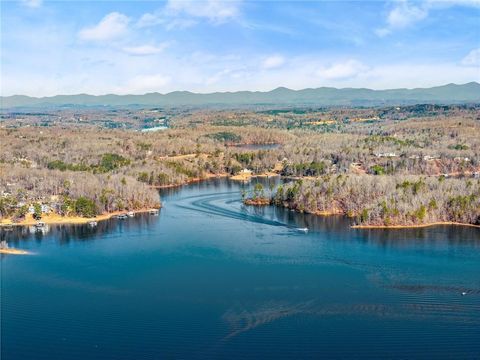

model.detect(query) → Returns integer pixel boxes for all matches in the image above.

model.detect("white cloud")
[374,28,391,37]
[2,43,478,96]
[262,55,285,70]
[137,12,161,28]
[461,48,480,67]
[205,69,233,85]
[78,12,130,41]
[121,73,171,94]
[121,43,168,56]
[354,63,479,88]
[316,60,369,80]
[428,0,480,8]
[138,0,242,29]
[387,1,428,28]
[137,13,197,29]
[377,0,480,36]
[167,0,241,23]
[375,1,427,37]
[21,0,42,8]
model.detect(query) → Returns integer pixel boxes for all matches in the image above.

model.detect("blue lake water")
[2,179,480,359]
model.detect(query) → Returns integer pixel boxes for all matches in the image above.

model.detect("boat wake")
[174,191,306,232]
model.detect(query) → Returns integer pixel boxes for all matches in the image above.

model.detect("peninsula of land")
[1,102,479,229]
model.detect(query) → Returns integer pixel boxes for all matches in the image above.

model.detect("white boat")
[88,221,98,227]
[116,214,128,220]
[35,221,46,229]
[296,227,309,232]
[127,211,135,217]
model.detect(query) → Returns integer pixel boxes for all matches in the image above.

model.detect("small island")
[242,183,275,206]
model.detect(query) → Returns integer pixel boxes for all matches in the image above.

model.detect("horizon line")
[2,81,479,98]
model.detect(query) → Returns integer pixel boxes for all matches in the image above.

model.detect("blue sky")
[1,0,479,96]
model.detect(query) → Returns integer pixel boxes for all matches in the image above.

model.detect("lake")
[2,179,480,359]
[228,143,281,151]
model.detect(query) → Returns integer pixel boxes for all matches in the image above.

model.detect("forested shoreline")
[1,105,479,227]
[270,175,480,227]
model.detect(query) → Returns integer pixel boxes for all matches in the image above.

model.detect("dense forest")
[272,175,480,227]
[0,105,479,225]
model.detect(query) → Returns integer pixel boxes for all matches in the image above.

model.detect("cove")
[1,179,480,359]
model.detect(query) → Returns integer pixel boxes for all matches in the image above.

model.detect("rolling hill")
[1,82,479,108]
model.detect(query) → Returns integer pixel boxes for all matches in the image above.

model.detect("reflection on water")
[2,179,480,360]
[357,226,480,248]
[1,212,160,245]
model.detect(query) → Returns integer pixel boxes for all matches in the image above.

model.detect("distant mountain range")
[1,82,479,108]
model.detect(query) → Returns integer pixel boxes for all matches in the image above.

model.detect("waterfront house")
[454,157,470,162]
[375,152,397,158]
[240,168,253,175]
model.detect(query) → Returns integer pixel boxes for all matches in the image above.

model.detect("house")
[240,168,253,175]
[375,152,397,158]
[27,204,50,214]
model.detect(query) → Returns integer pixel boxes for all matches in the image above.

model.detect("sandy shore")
[0,248,30,255]
[352,222,480,229]
[230,172,280,181]
[244,198,271,206]
[281,205,480,229]
[230,173,253,181]
[312,210,343,216]
[0,208,160,227]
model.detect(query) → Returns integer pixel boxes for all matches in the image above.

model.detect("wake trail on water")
[174,191,302,231]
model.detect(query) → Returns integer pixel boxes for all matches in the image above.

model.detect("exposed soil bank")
[352,222,480,229]
[243,198,271,206]
[0,248,30,255]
